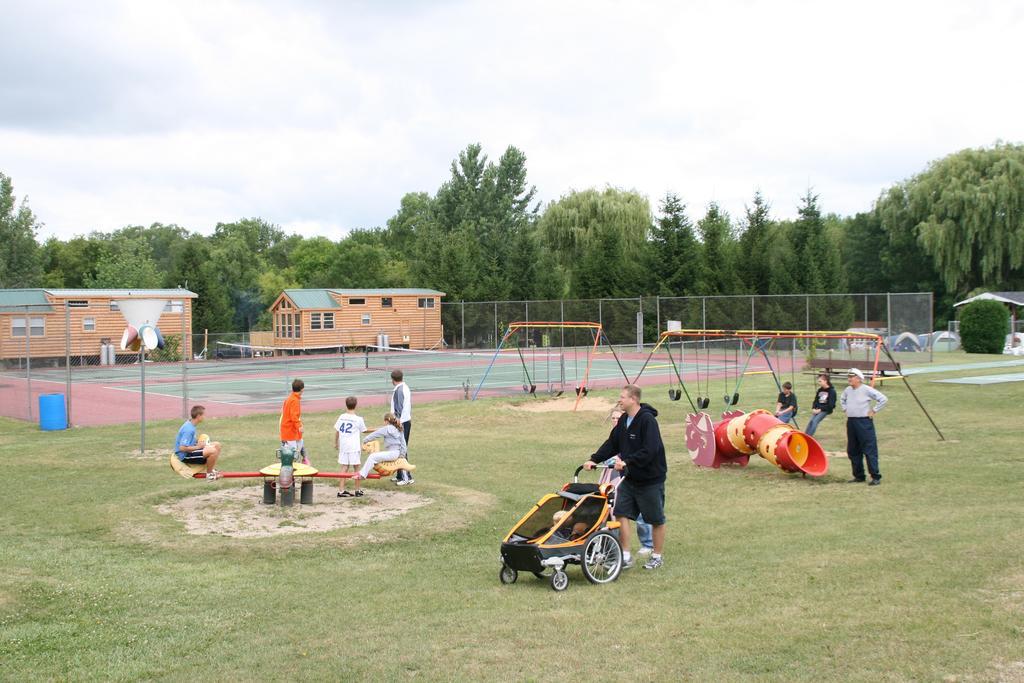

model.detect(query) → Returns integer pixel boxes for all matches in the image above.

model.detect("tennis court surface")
[3,346,742,426]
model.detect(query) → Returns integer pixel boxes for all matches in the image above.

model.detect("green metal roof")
[283,289,341,309]
[328,288,444,297]
[46,288,197,298]
[0,289,54,313]
[281,288,445,310]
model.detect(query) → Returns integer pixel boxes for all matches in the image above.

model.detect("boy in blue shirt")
[175,405,223,480]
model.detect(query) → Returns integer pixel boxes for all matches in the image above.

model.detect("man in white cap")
[840,368,888,485]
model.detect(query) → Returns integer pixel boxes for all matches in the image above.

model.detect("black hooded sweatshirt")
[591,403,667,486]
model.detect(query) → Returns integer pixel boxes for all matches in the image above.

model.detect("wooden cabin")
[0,288,196,365]
[268,289,445,351]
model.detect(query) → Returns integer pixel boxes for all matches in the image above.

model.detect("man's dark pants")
[846,417,880,481]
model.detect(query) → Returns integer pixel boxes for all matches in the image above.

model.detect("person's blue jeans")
[778,412,795,424]
[636,515,653,550]
[804,411,828,436]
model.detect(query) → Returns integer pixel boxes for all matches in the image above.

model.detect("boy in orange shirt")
[280,379,309,465]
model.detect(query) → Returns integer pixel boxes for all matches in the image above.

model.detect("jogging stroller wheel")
[550,570,569,592]
[499,565,518,585]
[581,531,623,584]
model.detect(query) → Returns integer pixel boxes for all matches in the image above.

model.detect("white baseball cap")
[847,368,865,380]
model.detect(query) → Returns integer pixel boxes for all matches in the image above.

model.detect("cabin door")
[400,319,411,347]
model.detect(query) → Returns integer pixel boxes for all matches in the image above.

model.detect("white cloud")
[0,0,1021,239]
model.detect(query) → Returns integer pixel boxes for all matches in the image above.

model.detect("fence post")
[656,296,660,337]
[864,294,868,329]
[701,297,706,330]
[181,306,188,419]
[560,300,565,349]
[599,299,603,328]
[26,307,33,422]
[493,302,498,348]
[929,291,934,362]
[805,296,810,330]
[460,301,465,349]
[750,296,755,329]
[886,293,892,338]
[140,347,146,453]
[65,301,72,426]
[637,296,643,350]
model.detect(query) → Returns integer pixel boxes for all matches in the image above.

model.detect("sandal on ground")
[338,490,354,498]
[354,490,364,497]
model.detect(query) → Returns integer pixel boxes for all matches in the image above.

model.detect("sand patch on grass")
[126,448,173,460]
[157,484,431,538]
[508,396,617,414]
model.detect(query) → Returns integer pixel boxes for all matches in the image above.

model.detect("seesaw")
[169,441,415,506]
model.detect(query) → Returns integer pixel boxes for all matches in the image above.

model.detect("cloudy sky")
[1,0,1021,241]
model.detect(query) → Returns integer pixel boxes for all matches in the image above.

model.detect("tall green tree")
[168,236,233,333]
[538,187,652,296]
[878,143,1024,295]
[650,192,700,296]
[0,172,42,288]
[693,202,738,295]
[85,238,162,289]
[737,191,772,295]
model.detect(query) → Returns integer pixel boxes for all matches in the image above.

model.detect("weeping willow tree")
[877,143,1024,295]
[538,187,652,296]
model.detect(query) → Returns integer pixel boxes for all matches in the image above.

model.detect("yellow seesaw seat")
[259,463,318,477]
[170,453,205,479]
[374,458,416,476]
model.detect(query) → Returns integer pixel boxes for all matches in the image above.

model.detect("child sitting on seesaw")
[354,412,410,486]
[333,395,367,498]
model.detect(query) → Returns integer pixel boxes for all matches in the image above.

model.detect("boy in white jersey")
[333,396,367,497]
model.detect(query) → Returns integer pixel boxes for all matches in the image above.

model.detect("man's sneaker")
[338,490,354,498]
[643,556,664,570]
[354,489,364,497]
[396,478,414,487]
[390,476,399,483]
[637,547,654,558]
[868,478,881,486]
[622,556,634,570]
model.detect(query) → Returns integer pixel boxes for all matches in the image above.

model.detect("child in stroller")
[498,464,624,591]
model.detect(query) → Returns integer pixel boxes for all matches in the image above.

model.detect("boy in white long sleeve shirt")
[840,368,888,485]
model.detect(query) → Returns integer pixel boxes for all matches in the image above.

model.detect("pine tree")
[650,192,700,296]
[738,191,772,295]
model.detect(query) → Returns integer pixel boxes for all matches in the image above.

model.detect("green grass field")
[2,355,1023,681]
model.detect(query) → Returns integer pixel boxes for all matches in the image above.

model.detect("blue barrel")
[39,394,68,431]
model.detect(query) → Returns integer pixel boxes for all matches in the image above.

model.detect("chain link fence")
[444,293,934,357]
[1,292,936,430]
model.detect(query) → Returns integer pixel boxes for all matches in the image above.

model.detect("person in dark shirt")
[804,373,837,437]
[775,382,798,424]
[584,384,667,571]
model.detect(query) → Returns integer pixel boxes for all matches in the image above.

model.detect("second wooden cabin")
[268,288,445,352]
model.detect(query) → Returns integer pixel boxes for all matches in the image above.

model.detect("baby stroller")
[499,464,623,591]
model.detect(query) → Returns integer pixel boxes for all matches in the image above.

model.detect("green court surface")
[79,354,694,406]
[931,372,1024,385]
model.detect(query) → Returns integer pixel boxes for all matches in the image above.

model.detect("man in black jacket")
[585,385,667,570]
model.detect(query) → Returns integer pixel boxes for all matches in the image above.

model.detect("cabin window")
[83,317,96,332]
[417,297,435,309]
[293,313,301,338]
[12,317,45,337]
[322,312,335,329]
[311,313,322,330]
[109,301,120,311]
[361,314,371,325]
[68,300,89,308]
[381,297,393,308]
[163,300,184,313]
[349,298,365,305]
[280,300,291,309]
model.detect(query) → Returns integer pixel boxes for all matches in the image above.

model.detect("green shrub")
[959,300,1009,354]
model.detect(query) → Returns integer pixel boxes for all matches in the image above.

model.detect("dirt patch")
[156,484,431,538]
[979,572,1024,614]
[508,396,617,414]
[126,448,173,460]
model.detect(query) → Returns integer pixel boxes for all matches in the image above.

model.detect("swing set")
[472,322,632,411]
[635,328,944,440]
